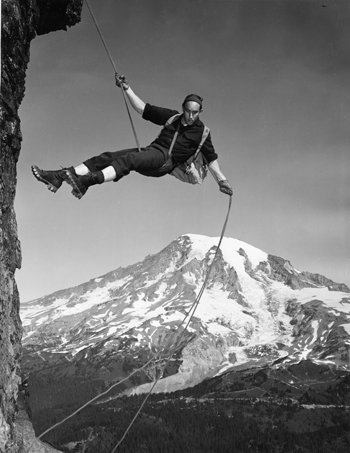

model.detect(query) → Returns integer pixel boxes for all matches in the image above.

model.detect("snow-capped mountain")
[21,234,350,393]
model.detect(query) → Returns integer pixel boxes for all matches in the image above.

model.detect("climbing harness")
[84,0,141,152]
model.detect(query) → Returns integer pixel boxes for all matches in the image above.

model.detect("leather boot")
[65,170,104,199]
[31,165,74,193]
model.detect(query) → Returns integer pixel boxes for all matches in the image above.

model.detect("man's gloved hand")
[115,73,130,90]
[219,180,233,196]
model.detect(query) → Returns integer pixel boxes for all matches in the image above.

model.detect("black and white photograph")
[1,0,350,451]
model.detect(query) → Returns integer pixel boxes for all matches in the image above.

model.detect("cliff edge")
[0,1,83,451]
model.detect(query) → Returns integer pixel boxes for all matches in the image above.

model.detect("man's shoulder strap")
[165,113,182,126]
[157,113,181,139]
[194,125,210,157]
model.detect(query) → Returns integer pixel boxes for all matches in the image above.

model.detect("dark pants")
[83,145,171,181]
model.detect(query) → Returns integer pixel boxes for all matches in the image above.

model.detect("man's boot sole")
[65,170,86,200]
[31,165,59,193]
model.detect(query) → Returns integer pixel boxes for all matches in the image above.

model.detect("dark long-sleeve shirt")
[142,103,218,165]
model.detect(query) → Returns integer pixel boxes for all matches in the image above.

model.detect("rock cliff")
[0,1,82,451]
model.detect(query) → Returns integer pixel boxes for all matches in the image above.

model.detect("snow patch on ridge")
[269,282,350,314]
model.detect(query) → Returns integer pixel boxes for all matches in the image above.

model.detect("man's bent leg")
[83,149,141,175]
[31,148,141,194]
[58,146,167,199]
[109,147,167,180]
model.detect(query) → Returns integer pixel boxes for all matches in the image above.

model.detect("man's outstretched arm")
[115,74,145,115]
[208,159,233,196]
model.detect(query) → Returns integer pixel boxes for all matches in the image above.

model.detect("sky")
[15,0,350,302]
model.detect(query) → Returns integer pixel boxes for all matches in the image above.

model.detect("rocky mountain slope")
[21,234,350,395]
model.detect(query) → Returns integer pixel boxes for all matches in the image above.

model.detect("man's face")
[182,101,202,125]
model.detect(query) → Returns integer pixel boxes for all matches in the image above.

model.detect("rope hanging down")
[110,195,232,452]
[84,0,141,151]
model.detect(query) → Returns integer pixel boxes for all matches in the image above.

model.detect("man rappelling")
[32,74,233,198]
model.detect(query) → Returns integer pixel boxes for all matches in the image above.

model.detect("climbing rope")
[84,0,141,151]
[24,358,155,452]
[110,195,232,452]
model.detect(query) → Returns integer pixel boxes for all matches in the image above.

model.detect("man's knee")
[111,153,137,179]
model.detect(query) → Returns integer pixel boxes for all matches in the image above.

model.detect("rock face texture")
[0,1,82,451]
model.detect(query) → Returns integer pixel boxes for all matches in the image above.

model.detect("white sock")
[74,164,90,176]
[102,166,117,182]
